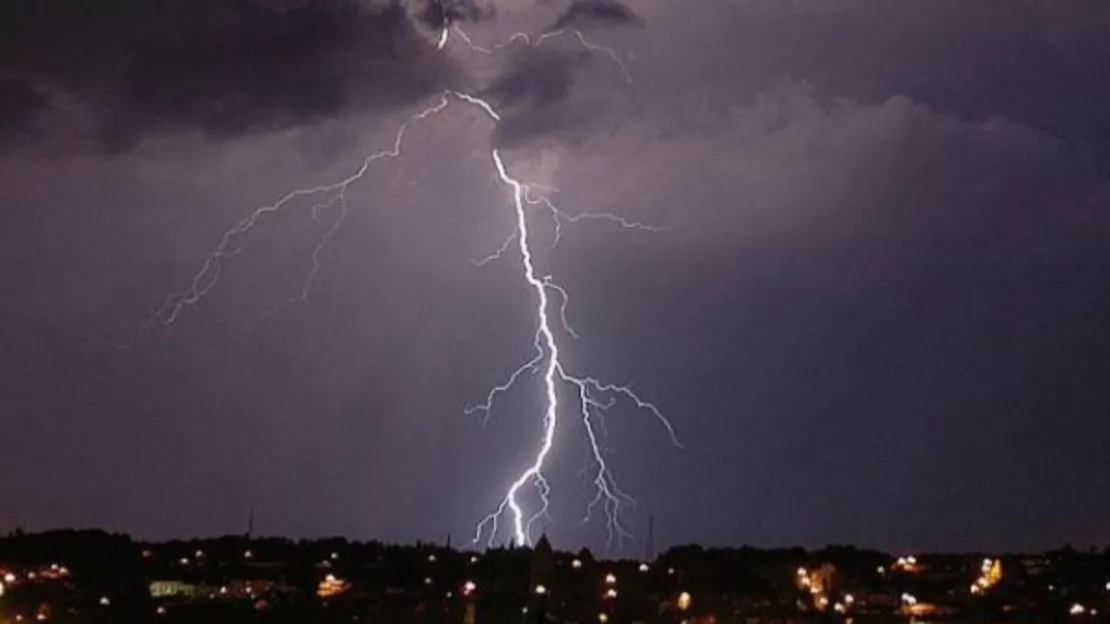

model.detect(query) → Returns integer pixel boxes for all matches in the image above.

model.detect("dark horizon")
[5,527,1108,559]
[2,0,1109,554]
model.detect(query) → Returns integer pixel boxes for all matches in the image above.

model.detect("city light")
[1070,603,1086,615]
[572,559,583,569]
[677,591,692,611]
[463,581,477,596]
[604,573,617,585]
[605,588,618,599]
[597,614,609,623]
[972,558,1002,594]
[317,574,350,599]
[99,597,111,607]
[535,585,548,596]
[894,556,919,573]
[4,573,15,583]
[639,562,650,573]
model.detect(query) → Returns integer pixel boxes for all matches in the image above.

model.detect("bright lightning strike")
[461,98,679,550]
[134,22,678,552]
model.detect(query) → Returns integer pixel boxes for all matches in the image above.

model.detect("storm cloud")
[0,0,459,150]
[413,0,496,29]
[483,46,596,147]
[2,0,1110,552]
[551,0,643,31]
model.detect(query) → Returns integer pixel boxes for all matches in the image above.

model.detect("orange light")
[676,591,692,611]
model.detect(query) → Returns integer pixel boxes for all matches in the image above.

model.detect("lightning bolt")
[458,95,679,549]
[132,22,678,551]
[137,96,451,335]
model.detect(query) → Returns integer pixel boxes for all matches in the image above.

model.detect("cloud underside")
[569,80,1107,275]
[551,0,644,30]
[0,0,649,152]
[1,0,459,150]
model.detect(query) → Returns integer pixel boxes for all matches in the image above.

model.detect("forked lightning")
[139,20,679,550]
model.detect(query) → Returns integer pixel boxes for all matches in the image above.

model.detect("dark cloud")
[0,0,459,151]
[4,0,1110,552]
[482,46,594,147]
[0,77,46,142]
[413,0,495,29]
[551,0,644,31]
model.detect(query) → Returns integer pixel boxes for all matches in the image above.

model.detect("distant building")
[150,580,200,598]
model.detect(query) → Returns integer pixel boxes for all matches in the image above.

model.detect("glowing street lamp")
[676,591,692,611]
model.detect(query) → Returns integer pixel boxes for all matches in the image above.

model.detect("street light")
[677,591,692,611]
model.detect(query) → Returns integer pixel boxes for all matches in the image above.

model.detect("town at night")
[2,530,1109,622]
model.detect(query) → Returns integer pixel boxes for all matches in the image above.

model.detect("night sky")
[2,0,1109,554]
